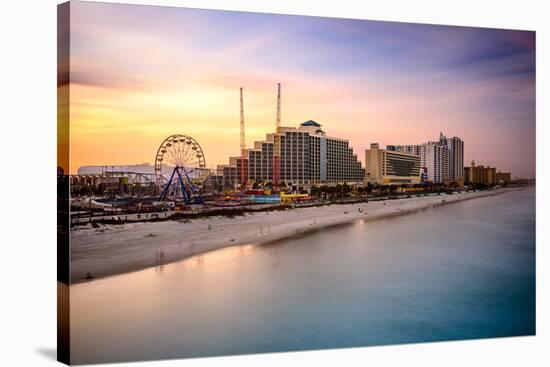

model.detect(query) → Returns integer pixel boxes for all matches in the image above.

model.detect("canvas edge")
[57,1,71,365]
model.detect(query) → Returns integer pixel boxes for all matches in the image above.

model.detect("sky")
[65,1,536,178]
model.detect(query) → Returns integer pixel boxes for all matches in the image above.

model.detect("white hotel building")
[387,133,463,184]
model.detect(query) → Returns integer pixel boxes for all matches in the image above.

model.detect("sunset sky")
[67,1,536,178]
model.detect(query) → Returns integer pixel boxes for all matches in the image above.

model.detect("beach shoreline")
[70,186,527,284]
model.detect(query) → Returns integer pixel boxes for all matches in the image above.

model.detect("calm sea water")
[70,188,536,364]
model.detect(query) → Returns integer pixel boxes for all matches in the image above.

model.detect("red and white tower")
[239,87,247,187]
[273,83,281,187]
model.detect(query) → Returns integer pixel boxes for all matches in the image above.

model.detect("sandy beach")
[70,187,525,283]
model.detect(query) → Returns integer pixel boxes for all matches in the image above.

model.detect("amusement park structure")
[154,134,210,204]
[69,170,158,196]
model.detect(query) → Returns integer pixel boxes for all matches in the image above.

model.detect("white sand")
[70,187,523,283]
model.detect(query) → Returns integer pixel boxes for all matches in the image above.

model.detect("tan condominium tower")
[365,143,421,185]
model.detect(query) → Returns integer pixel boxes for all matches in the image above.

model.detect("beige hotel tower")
[365,143,421,185]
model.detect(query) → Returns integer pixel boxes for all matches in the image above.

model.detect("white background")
[0,0,547,365]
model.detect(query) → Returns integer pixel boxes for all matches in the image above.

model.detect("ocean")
[70,187,536,364]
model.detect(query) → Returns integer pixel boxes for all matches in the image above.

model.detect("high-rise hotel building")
[217,120,364,187]
[387,132,463,184]
[440,134,464,183]
[423,141,450,184]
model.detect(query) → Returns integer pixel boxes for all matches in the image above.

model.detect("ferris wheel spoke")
[182,144,196,167]
[177,140,187,166]
[175,140,184,165]
[172,142,179,166]
[177,144,187,168]
[179,142,188,166]
[181,144,192,167]
[171,141,180,164]
[167,145,179,167]
[166,156,176,168]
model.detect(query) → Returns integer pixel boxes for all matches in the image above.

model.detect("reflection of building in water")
[365,143,421,185]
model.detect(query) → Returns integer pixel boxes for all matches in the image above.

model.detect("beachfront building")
[440,133,464,184]
[388,142,448,184]
[496,171,512,184]
[386,144,423,157]
[424,141,450,184]
[248,139,273,182]
[387,132,462,185]
[464,160,496,186]
[217,120,364,188]
[365,143,421,185]
[217,158,240,183]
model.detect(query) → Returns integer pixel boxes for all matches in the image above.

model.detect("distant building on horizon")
[496,171,512,184]
[464,160,496,186]
[365,143,421,185]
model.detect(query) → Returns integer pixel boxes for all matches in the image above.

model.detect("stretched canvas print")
[57,1,536,365]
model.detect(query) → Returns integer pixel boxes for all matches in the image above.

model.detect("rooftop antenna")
[276,82,281,133]
[273,83,281,187]
[240,87,245,156]
[239,87,247,187]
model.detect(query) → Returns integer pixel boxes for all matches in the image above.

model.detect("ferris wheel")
[154,134,208,202]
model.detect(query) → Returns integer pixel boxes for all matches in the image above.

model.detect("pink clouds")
[67,2,535,178]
